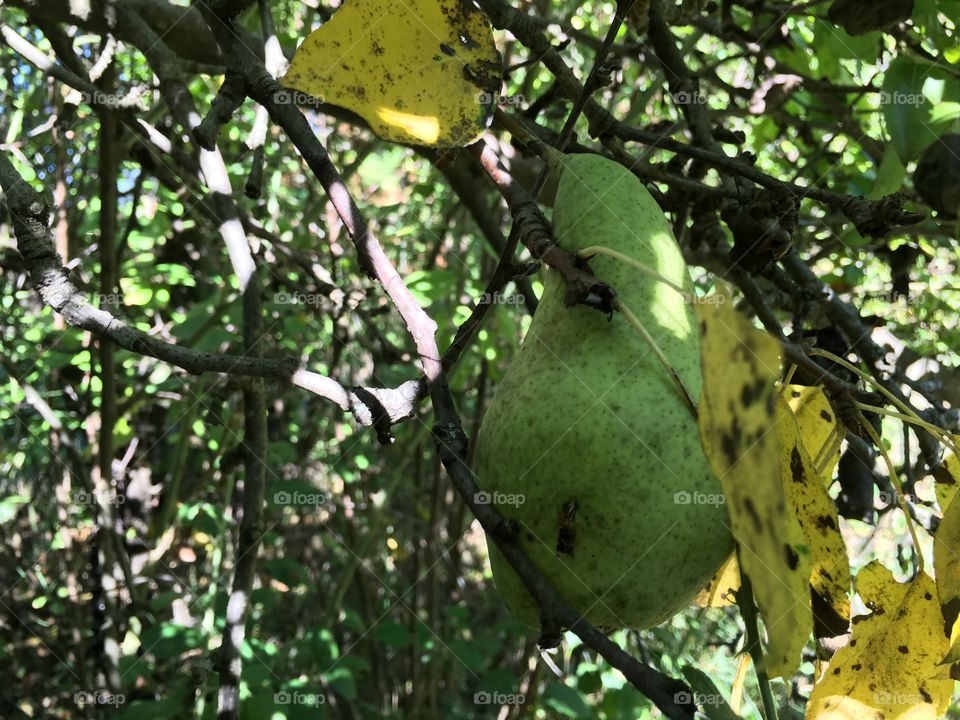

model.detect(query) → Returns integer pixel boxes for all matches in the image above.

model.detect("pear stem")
[616,298,698,419]
[782,362,798,387]
[736,571,780,720]
[854,402,960,456]
[578,246,688,295]
[856,410,925,574]
[578,244,700,419]
[808,348,958,456]
[813,424,843,478]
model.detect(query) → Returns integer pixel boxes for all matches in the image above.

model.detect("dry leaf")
[933,445,960,664]
[694,551,740,608]
[282,0,502,146]
[808,562,954,720]
[785,384,841,482]
[696,286,811,678]
[778,394,851,640]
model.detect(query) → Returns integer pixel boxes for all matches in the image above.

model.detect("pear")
[475,153,733,630]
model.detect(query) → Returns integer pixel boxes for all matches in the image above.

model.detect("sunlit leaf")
[777,394,850,639]
[933,441,960,511]
[694,551,740,608]
[282,0,502,147]
[785,384,842,482]
[808,563,955,720]
[696,286,811,678]
[934,446,960,664]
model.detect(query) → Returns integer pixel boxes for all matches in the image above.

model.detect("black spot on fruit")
[556,500,577,556]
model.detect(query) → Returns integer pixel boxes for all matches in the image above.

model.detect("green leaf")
[931,101,960,124]
[541,682,590,718]
[263,557,307,587]
[881,56,945,162]
[680,666,742,720]
[869,144,907,200]
[373,621,412,648]
[814,19,880,64]
[323,666,357,699]
[0,495,29,524]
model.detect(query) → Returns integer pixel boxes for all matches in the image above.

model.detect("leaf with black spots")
[283,0,502,146]
[697,286,811,678]
[808,563,954,719]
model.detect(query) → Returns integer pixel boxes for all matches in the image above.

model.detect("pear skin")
[475,153,733,629]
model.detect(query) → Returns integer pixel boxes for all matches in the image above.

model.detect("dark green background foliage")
[0,0,958,718]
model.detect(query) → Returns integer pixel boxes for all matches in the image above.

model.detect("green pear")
[475,153,733,630]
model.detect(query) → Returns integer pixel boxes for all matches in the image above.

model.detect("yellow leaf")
[933,447,960,664]
[785,384,842,482]
[282,0,502,147]
[807,563,954,720]
[933,441,960,513]
[778,395,851,639]
[696,287,811,678]
[731,652,750,715]
[694,551,740,607]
